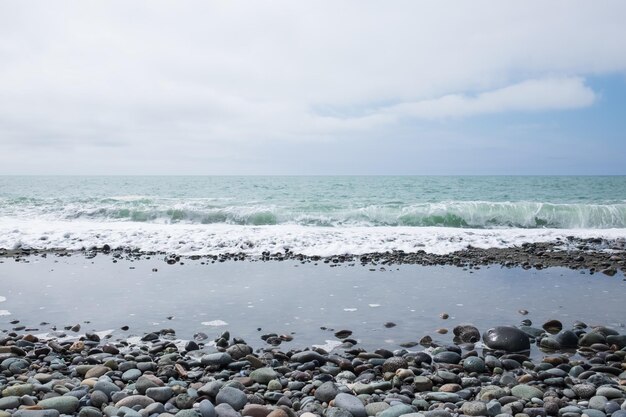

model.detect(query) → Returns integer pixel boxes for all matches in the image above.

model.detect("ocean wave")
[1,199,625,229]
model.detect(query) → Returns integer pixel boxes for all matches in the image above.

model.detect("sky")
[1,1,626,175]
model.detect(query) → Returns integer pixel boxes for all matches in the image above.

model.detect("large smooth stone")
[334,393,366,417]
[315,381,339,403]
[114,395,155,409]
[554,330,579,348]
[290,351,326,363]
[216,387,247,411]
[606,335,626,348]
[249,368,278,384]
[378,404,414,417]
[38,396,80,414]
[461,401,488,416]
[511,384,544,400]
[483,327,530,352]
[14,411,60,417]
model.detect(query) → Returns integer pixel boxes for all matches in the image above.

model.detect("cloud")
[0,1,625,173]
[379,77,597,120]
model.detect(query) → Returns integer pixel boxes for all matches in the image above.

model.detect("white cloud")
[378,77,596,120]
[0,1,625,173]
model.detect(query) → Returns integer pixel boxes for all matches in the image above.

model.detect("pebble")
[250,367,278,384]
[333,393,367,417]
[511,385,544,401]
[38,396,80,414]
[216,386,247,411]
[461,401,489,416]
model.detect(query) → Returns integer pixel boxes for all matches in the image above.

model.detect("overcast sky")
[1,1,625,175]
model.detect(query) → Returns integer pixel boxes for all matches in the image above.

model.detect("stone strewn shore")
[0,322,625,417]
[1,238,625,275]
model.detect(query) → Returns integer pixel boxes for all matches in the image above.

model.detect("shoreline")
[2,237,625,275]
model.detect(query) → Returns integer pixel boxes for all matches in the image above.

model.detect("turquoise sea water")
[0,176,625,255]
[1,176,625,228]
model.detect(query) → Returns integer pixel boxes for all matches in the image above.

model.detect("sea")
[1,175,625,256]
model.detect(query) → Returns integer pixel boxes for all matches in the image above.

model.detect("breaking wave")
[1,198,625,229]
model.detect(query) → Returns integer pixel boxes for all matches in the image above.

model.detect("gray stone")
[480,386,507,401]
[424,392,461,402]
[176,393,196,409]
[176,410,200,417]
[326,408,354,417]
[201,353,233,367]
[90,390,109,408]
[13,411,60,417]
[334,393,366,417]
[0,396,20,410]
[588,397,608,411]
[94,381,121,399]
[144,403,165,415]
[249,368,278,384]
[102,405,119,417]
[378,404,414,417]
[198,381,223,398]
[352,383,375,395]
[581,410,605,417]
[315,381,339,403]
[464,357,487,373]
[595,387,624,399]
[216,386,247,411]
[121,368,142,382]
[573,385,597,399]
[604,401,620,414]
[114,395,155,409]
[365,402,389,416]
[215,403,241,417]
[554,330,579,348]
[413,376,433,392]
[2,384,33,397]
[199,399,217,417]
[433,351,461,364]
[424,411,451,417]
[487,400,502,417]
[461,401,488,416]
[558,406,582,416]
[117,407,141,417]
[146,386,174,403]
[38,396,80,414]
[78,406,103,417]
[135,375,161,394]
[290,351,326,363]
[511,385,544,400]
[606,335,626,348]
[524,408,546,417]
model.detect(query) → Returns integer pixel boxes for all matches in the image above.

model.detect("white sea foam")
[0,310,11,316]
[201,320,228,326]
[0,218,624,256]
[312,340,343,352]
[0,296,6,303]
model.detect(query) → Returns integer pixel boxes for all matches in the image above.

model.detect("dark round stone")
[483,326,531,352]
